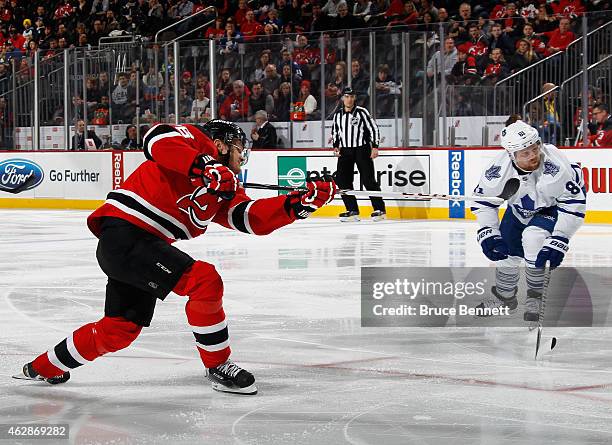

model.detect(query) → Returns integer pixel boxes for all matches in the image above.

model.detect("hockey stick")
[535,261,556,359]
[242,178,519,204]
[0,173,38,194]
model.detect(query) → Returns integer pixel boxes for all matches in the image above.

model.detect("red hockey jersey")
[88,123,296,243]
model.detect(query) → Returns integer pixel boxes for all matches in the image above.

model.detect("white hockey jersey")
[471,144,586,239]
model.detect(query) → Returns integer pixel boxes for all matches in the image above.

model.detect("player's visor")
[230,141,250,167]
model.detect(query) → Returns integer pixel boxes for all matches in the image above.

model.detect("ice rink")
[2,209,612,445]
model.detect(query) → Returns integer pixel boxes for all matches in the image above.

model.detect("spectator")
[111,72,136,123]
[257,24,282,54]
[194,74,210,98]
[540,17,576,56]
[500,2,525,40]
[248,81,275,119]
[420,0,439,20]
[178,88,193,118]
[589,103,612,147]
[142,65,163,99]
[335,1,364,31]
[477,11,492,35]
[169,0,194,20]
[205,16,226,40]
[263,8,281,31]
[457,23,488,58]
[190,88,211,122]
[480,48,509,85]
[297,80,318,118]
[385,1,418,31]
[217,68,233,102]
[275,0,293,25]
[85,77,101,114]
[240,10,262,42]
[234,0,251,26]
[249,50,272,84]
[277,48,303,80]
[181,71,194,97]
[509,39,539,73]
[450,51,480,85]
[251,110,278,147]
[293,34,315,68]
[521,22,547,56]
[120,124,141,150]
[89,19,106,46]
[540,82,561,144]
[330,61,347,93]
[72,119,102,150]
[272,81,292,121]
[98,72,110,95]
[449,3,473,44]
[374,63,400,117]
[487,23,514,56]
[262,64,281,97]
[219,20,242,69]
[219,79,250,121]
[533,4,557,33]
[280,64,300,96]
[350,59,370,106]
[310,3,334,32]
[427,37,458,81]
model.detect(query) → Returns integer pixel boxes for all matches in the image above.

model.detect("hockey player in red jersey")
[17,120,337,394]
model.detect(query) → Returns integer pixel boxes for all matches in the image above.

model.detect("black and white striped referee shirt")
[331,105,380,149]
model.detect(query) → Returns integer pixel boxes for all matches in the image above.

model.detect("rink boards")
[0,147,611,223]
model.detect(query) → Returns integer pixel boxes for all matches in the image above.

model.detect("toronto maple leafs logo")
[543,160,560,177]
[513,194,541,219]
[485,165,501,181]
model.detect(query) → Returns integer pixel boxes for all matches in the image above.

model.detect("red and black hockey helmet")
[196,119,247,149]
[195,119,249,166]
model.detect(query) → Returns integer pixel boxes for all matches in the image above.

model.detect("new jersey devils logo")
[177,187,221,229]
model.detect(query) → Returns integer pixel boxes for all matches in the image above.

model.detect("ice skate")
[339,211,360,222]
[524,289,542,322]
[370,210,386,221]
[474,286,518,317]
[207,360,257,395]
[12,362,70,385]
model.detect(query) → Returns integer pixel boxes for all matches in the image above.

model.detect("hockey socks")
[31,316,141,378]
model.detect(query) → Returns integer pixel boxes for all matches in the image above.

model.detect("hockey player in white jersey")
[471,120,586,321]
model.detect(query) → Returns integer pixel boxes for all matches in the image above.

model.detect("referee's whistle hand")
[371,147,379,159]
[333,148,340,157]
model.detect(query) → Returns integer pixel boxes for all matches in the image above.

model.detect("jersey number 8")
[565,181,581,195]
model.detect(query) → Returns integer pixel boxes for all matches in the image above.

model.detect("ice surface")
[1,210,612,445]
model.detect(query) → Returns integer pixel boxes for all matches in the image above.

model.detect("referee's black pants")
[335,145,385,213]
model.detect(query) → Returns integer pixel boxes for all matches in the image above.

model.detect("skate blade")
[12,374,43,381]
[340,216,360,222]
[211,381,258,395]
[371,215,386,222]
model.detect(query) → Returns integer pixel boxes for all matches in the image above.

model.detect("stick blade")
[535,326,543,359]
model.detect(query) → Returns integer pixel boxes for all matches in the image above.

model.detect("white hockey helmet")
[500,120,541,155]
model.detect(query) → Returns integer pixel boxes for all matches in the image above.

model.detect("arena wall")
[0,147,611,224]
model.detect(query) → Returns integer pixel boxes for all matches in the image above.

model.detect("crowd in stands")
[0,0,611,148]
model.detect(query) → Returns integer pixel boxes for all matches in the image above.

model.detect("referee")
[332,87,386,222]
